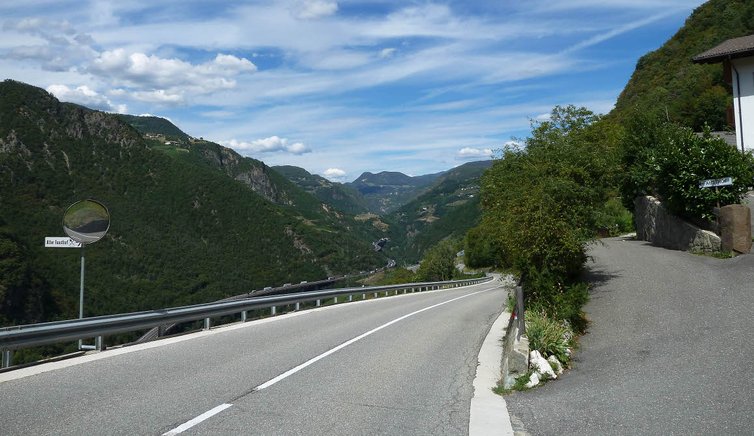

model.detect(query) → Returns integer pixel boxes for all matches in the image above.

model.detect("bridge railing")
[0,276,492,368]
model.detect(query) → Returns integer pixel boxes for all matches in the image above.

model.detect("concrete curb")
[469,305,515,436]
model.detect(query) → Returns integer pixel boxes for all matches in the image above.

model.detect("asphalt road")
[0,279,508,435]
[506,238,754,435]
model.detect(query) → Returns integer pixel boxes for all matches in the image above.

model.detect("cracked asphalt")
[0,279,507,435]
[505,237,754,435]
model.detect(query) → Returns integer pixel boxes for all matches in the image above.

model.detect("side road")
[505,237,754,435]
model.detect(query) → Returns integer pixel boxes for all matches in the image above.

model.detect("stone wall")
[634,196,721,252]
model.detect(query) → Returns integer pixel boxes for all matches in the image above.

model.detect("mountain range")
[0,80,490,326]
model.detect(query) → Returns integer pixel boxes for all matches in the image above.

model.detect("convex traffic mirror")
[63,199,110,244]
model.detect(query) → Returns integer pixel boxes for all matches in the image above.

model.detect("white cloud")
[379,47,396,59]
[47,84,127,113]
[457,147,493,160]
[88,49,256,104]
[292,0,338,20]
[3,18,97,71]
[223,136,312,155]
[323,167,347,181]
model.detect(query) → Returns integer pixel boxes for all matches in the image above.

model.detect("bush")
[416,239,458,281]
[621,117,754,223]
[594,197,634,236]
[478,106,618,316]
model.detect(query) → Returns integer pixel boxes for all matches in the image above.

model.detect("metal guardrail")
[0,276,492,368]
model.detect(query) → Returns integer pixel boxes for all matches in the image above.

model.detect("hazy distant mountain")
[346,170,443,214]
[272,165,369,215]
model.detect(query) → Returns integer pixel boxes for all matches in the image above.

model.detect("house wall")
[731,57,754,151]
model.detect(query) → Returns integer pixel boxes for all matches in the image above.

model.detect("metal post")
[348,295,353,302]
[271,306,277,315]
[334,297,338,304]
[362,293,366,300]
[241,311,248,322]
[515,284,526,340]
[295,302,301,311]
[78,245,85,350]
[373,292,378,298]
[204,317,211,330]
[1,350,12,368]
[79,245,85,319]
[95,336,105,351]
[316,299,321,307]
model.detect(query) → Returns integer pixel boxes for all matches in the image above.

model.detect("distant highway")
[1,279,507,435]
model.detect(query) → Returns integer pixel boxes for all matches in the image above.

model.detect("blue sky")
[0,0,706,181]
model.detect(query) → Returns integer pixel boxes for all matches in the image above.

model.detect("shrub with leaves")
[621,116,754,223]
[475,105,620,327]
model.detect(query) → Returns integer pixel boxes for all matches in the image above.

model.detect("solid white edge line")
[162,403,233,436]
[253,286,497,391]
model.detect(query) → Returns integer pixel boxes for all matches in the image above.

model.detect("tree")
[416,239,457,282]
[477,106,620,328]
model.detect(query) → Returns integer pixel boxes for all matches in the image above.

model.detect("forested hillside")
[272,165,369,215]
[611,0,754,130]
[0,80,385,326]
[385,161,492,262]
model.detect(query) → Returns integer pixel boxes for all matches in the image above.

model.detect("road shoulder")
[469,280,514,436]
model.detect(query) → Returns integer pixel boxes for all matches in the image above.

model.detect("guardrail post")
[334,297,338,304]
[516,284,526,340]
[348,295,353,302]
[271,306,277,315]
[241,311,248,322]
[316,299,321,307]
[204,318,211,330]
[373,292,378,298]
[295,302,301,311]
[95,336,105,351]
[1,350,12,368]
[362,293,366,300]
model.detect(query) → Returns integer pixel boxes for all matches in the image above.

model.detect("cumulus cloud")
[457,147,493,160]
[223,136,312,155]
[47,84,127,113]
[88,49,256,104]
[292,0,338,19]
[323,167,347,181]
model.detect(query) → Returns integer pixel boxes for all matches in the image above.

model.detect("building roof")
[693,34,754,64]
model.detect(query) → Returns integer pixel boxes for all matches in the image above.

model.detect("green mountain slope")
[385,161,492,262]
[116,114,191,142]
[0,80,384,325]
[611,0,754,130]
[272,165,369,215]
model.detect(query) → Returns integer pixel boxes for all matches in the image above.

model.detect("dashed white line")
[162,403,233,435]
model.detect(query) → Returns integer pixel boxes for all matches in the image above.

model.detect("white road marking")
[162,403,233,435]
[253,286,496,391]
